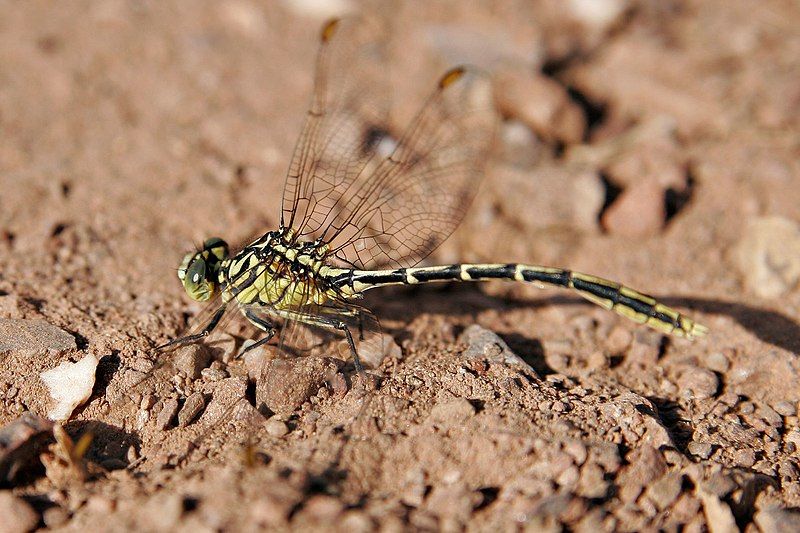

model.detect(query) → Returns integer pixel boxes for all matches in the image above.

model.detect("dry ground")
[1,1,800,531]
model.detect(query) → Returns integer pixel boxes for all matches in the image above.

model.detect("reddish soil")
[1,1,800,531]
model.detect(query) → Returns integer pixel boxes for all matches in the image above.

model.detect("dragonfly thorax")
[177,237,230,302]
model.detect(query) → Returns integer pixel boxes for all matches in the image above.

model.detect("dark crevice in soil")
[664,167,696,224]
[647,396,693,453]
[597,173,624,229]
[565,86,608,139]
[473,487,500,511]
[658,337,670,360]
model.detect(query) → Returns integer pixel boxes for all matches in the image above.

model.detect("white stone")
[40,353,100,421]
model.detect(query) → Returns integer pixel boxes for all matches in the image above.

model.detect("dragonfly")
[160,16,706,374]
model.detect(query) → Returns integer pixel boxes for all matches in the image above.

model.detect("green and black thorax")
[179,227,352,311]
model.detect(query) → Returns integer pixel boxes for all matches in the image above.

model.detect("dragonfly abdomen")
[341,263,706,339]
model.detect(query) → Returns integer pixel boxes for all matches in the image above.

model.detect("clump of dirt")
[1,1,800,531]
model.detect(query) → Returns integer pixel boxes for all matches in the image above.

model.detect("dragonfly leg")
[333,320,364,374]
[241,309,277,356]
[157,305,226,351]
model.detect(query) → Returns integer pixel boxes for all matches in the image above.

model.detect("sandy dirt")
[1,0,800,531]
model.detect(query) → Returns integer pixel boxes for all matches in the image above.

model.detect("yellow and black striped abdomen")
[339,263,706,339]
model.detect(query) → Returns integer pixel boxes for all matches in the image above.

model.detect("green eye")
[187,259,206,285]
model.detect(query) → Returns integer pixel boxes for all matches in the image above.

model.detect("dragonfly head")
[177,237,229,301]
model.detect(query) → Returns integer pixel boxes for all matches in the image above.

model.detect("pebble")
[687,441,713,459]
[173,344,212,379]
[733,448,756,468]
[201,367,228,382]
[0,318,77,355]
[42,506,68,528]
[202,377,248,423]
[265,418,289,437]
[357,332,402,369]
[577,463,608,499]
[177,392,206,427]
[600,178,665,238]
[429,397,476,426]
[697,490,737,533]
[156,398,180,430]
[701,471,737,498]
[646,472,683,510]
[773,401,796,417]
[0,491,39,533]
[40,353,100,421]
[604,326,632,355]
[257,357,342,416]
[704,352,730,373]
[622,446,667,490]
[754,507,800,533]
[734,216,800,298]
[458,324,532,370]
[494,67,586,145]
[676,367,718,400]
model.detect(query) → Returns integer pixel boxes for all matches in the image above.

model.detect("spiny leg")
[334,321,364,374]
[241,309,277,356]
[157,305,227,350]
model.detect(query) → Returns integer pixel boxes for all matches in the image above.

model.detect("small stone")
[676,367,718,400]
[429,397,476,426]
[42,506,68,528]
[495,67,586,145]
[458,324,533,370]
[620,446,667,489]
[127,445,139,463]
[140,394,156,410]
[177,392,205,427]
[40,353,100,421]
[701,471,737,497]
[735,216,800,298]
[357,332,402,369]
[758,404,783,428]
[0,491,39,533]
[265,418,289,437]
[202,377,248,423]
[257,357,342,416]
[577,463,608,499]
[754,506,800,533]
[302,494,343,521]
[601,178,665,238]
[156,398,179,430]
[200,367,227,381]
[646,473,683,510]
[687,441,713,459]
[604,326,632,355]
[173,344,211,379]
[773,401,796,417]
[586,351,607,370]
[705,352,730,373]
[733,448,756,468]
[697,490,737,533]
[0,318,77,355]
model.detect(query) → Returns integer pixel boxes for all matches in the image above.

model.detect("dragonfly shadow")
[369,285,800,357]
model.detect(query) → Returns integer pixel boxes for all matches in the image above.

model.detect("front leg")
[157,305,227,351]
[240,308,277,356]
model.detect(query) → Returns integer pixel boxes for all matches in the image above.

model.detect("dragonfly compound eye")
[179,254,216,302]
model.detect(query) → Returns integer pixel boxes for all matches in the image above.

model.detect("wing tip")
[321,18,341,43]
[438,66,467,89]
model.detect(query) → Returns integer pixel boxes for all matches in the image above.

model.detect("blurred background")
[1,1,799,530]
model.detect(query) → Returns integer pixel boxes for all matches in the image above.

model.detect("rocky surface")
[0,0,799,530]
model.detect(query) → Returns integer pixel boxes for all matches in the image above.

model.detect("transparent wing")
[282,17,498,269]
[281,16,392,237]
